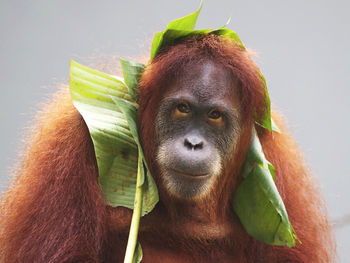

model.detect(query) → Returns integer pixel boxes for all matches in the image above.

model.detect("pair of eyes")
[175,103,222,120]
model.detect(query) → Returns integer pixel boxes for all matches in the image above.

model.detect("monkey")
[0,33,335,262]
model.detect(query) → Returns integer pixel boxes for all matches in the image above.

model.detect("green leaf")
[240,130,267,178]
[233,128,296,247]
[150,31,165,60]
[212,28,245,48]
[70,60,132,106]
[254,74,272,131]
[69,60,158,214]
[150,0,203,59]
[111,97,158,215]
[167,0,202,31]
[161,29,194,48]
[119,58,146,102]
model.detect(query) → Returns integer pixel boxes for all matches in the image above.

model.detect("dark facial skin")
[155,60,242,199]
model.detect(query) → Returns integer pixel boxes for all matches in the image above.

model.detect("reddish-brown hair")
[0,89,109,262]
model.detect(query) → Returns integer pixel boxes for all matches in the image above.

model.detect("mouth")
[169,168,210,179]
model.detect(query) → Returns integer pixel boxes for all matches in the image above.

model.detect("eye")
[176,103,190,113]
[172,102,190,118]
[208,109,222,120]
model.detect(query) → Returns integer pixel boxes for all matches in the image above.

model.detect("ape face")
[155,60,242,199]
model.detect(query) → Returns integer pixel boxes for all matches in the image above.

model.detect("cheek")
[218,122,242,158]
[156,116,187,142]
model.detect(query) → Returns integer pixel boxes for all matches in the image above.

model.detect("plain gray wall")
[1,0,349,261]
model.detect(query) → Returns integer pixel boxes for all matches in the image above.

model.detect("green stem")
[123,157,143,263]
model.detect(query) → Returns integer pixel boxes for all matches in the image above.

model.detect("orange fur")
[0,34,336,262]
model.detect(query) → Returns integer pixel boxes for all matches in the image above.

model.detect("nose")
[184,135,204,150]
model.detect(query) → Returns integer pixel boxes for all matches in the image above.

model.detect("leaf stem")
[123,158,143,263]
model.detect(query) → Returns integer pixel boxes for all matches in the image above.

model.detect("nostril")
[194,141,203,150]
[184,138,193,150]
[184,137,204,150]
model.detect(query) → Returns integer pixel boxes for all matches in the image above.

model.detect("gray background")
[0,0,349,261]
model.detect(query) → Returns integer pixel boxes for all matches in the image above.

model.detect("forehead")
[166,60,239,105]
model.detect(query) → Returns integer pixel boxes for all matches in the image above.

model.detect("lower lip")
[169,169,210,179]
